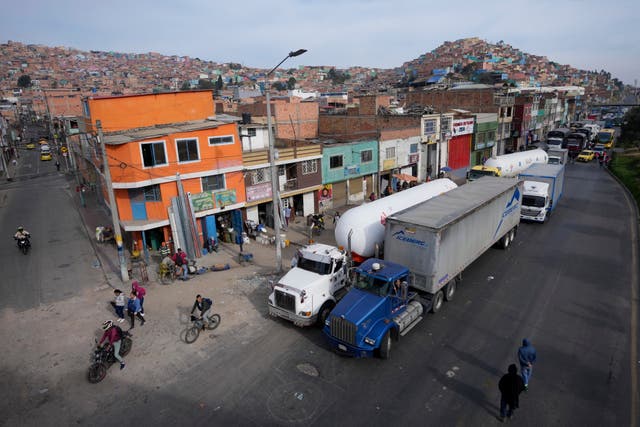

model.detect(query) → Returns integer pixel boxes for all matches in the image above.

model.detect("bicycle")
[184,312,221,344]
[158,263,176,285]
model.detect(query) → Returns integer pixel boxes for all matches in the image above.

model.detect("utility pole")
[97,120,129,282]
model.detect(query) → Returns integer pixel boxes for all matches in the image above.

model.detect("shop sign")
[408,154,419,164]
[191,191,214,212]
[452,118,474,136]
[214,189,237,209]
[246,182,272,202]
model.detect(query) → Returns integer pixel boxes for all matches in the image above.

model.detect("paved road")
[104,160,636,426]
[1,153,636,426]
[0,146,100,311]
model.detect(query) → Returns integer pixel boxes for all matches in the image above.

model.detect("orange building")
[84,91,245,257]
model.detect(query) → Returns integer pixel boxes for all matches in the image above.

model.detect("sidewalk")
[0,155,20,181]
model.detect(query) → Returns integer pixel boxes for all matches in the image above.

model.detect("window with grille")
[423,119,437,136]
[329,155,343,169]
[360,149,373,163]
[247,128,257,137]
[208,135,234,146]
[141,142,167,167]
[385,147,395,159]
[302,159,318,175]
[202,174,225,191]
[250,168,271,185]
[176,138,199,162]
[143,184,161,201]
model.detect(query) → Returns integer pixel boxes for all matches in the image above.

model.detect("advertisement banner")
[214,189,237,208]
[190,191,214,212]
[246,182,272,202]
[319,184,332,201]
[452,118,474,136]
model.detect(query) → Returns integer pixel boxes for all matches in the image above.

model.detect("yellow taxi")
[40,152,52,161]
[577,150,595,162]
[26,142,36,149]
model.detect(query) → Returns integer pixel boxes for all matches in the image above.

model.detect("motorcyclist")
[190,294,213,330]
[14,226,31,246]
[98,320,125,370]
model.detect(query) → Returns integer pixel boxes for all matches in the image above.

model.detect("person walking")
[127,292,146,329]
[131,281,146,314]
[498,364,526,422]
[55,159,60,171]
[111,289,126,323]
[284,206,291,228]
[518,338,537,390]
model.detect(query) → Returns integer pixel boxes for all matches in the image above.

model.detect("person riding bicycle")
[190,294,213,330]
[14,226,31,241]
[98,320,125,370]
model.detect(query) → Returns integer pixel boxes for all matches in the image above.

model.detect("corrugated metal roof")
[102,118,235,145]
[389,177,519,230]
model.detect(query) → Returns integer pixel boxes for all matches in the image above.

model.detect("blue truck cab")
[323,258,425,358]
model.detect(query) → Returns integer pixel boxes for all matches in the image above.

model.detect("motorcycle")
[87,331,133,383]
[310,213,325,235]
[15,235,31,255]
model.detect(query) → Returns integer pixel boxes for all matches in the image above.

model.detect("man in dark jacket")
[191,294,212,329]
[518,338,537,389]
[498,364,525,421]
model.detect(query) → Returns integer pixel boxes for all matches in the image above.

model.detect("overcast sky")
[2,0,638,85]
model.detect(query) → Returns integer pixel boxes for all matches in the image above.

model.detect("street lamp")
[266,49,307,273]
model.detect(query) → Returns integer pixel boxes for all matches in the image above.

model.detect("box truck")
[518,163,565,223]
[547,148,568,165]
[324,178,523,358]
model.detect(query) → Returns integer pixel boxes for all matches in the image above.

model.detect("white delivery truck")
[468,149,548,181]
[547,148,568,165]
[268,243,348,327]
[518,163,565,223]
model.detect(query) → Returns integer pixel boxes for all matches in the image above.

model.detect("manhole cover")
[266,381,322,422]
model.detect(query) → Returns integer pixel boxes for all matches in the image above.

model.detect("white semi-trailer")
[468,149,548,181]
[334,179,457,262]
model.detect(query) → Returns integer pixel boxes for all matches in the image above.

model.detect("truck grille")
[275,290,295,312]
[330,317,356,345]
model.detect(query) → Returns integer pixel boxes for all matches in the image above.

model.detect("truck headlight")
[364,337,376,346]
[298,311,312,317]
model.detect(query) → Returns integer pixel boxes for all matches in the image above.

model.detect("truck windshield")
[353,273,390,297]
[597,132,612,143]
[548,157,560,165]
[468,169,496,180]
[297,257,332,275]
[522,195,545,208]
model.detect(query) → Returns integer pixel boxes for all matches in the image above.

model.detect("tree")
[17,74,31,88]
[287,77,296,90]
[215,75,224,91]
[197,79,215,89]
[620,107,640,148]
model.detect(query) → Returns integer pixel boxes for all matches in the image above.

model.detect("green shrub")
[610,153,640,210]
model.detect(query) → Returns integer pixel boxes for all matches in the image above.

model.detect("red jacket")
[132,281,146,298]
[172,252,187,266]
[99,326,121,345]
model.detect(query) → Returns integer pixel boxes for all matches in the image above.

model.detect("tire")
[22,244,28,255]
[444,279,457,302]
[501,232,510,249]
[184,326,200,344]
[431,290,444,313]
[206,314,221,330]
[509,228,516,243]
[317,302,334,327]
[120,337,132,357]
[379,330,391,359]
[87,363,107,383]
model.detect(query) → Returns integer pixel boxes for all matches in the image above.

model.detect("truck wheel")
[431,290,444,313]
[317,302,334,327]
[509,228,516,242]
[501,232,510,249]
[379,330,391,359]
[444,279,456,301]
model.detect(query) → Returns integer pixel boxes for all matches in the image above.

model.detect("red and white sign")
[452,118,474,136]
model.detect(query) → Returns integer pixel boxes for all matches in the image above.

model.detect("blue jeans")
[115,305,124,319]
[112,340,124,364]
[181,265,188,280]
[521,365,532,386]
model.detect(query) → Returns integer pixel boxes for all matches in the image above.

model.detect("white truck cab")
[521,181,551,222]
[268,243,348,327]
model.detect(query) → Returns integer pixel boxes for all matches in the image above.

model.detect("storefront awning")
[392,173,418,182]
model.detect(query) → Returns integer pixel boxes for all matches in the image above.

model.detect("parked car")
[577,150,595,162]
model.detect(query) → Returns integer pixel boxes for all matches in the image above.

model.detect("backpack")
[204,298,213,307]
